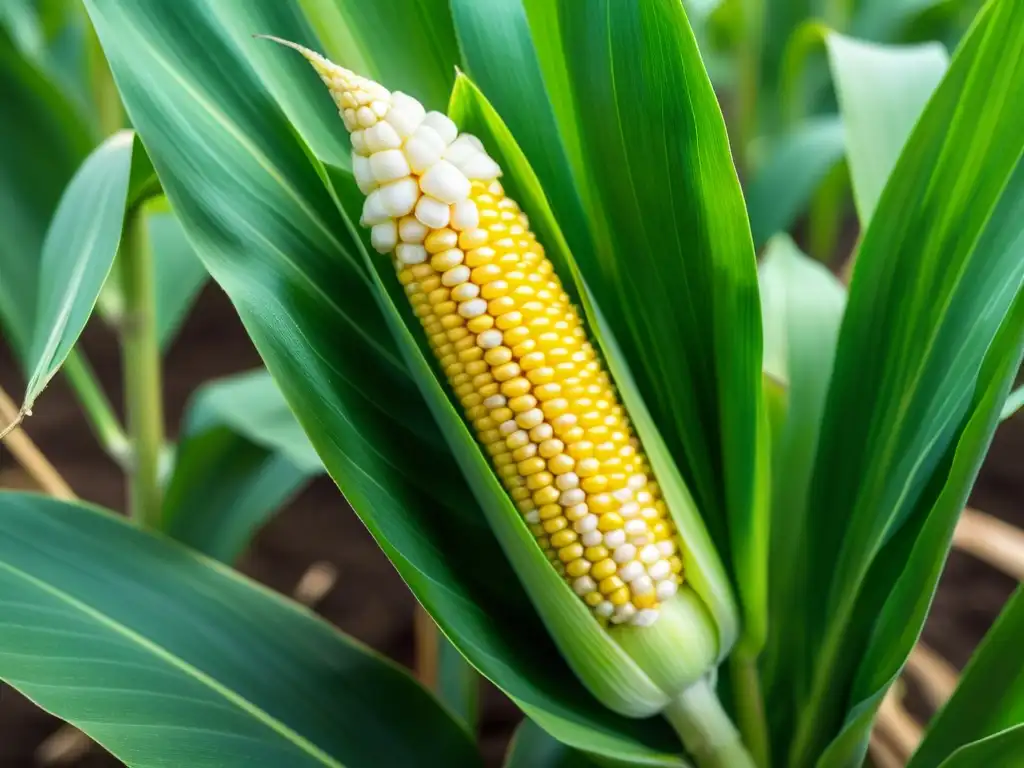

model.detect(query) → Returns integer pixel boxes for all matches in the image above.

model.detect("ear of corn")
[267,36,734,720]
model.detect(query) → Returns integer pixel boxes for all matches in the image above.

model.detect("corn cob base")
[279,39,686,628]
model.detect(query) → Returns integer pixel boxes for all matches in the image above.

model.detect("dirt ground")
[0,283,1020,767]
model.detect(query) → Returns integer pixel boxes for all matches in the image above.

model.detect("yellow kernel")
[584,546,609,562]
[479,382,499,397]
[670,556,684,574]
[481,280,508,299]
[608,587,631,606]
[493,362,521,381]
[425,229,459,253]
[465,360,488,376]
[591,559,617,580]
[484,346,512,366]
[527,367,555,385]
[633,592,657,610]
[584,591,603,607]
[467,315,494,333]
[599,576,625,594]
[548,454,575,475]
[459,228,489,250]
[458,347,483,363]
[501,464,521,480]
[526,471,553,491]
[509,394,538,413]
[504,326,530,346]
[538,439,564,459]
[493,453,514,468]
[465,246,496,267]
[558,543,584,563]
[577,458,600,477]
[490,407,513,423]
[541,398,569,418]
[519,457,546,476]
[589,494,615,514]
[511,444,537,461]
[488,296,517,315]
[510,487,531,501]
[598,512,624,532]
[479,429,500,444]
[539,503,562,520]
[471,264,503,284]
[496,311,523,330]
[566,559,592,578]
[440,314,462,329]
[533,486,561,506]
[501,377,532,398]
[506,430,530,449]
[543,516,568,534]
[529,523,545,537]
[550,529,578,548]
[451,374,470,387]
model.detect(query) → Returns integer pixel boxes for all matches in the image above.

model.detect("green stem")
[737,0,764,175]
[730,653,770,768]
[119,211,164,527]
[663,678,756,768]
[62,349,130,466]
[85,16,123,136]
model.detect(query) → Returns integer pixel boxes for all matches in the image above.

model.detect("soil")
[0,284,1020,767]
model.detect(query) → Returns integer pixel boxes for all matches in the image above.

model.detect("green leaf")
[935,726,1024,768]
[505,719,609,768]
[851,0,959,41]
[755,235,846,706]
[825,34,949,223]
[745,116,846,248]
[818,284,1024,767]
[1002,386,1023,421]
[0,492,480,767]
[795,0,1024,759]
[298,0,458,112]
[163,370,322,563]
[434,631,479,734]
[908,586,1024,767]
[24,130,154,412]
[0,28,90,358]
[85,1,683,763]
[554,0,766,652]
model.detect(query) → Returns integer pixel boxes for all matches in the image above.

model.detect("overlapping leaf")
[0,492,479,767]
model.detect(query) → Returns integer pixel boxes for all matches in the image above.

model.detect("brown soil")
[0,284,1020,767]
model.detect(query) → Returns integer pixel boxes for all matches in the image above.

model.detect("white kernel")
[624,520,647,537]
[360,190,389,226]
[618,561,644,582]
[636,491,654,505]
[385,93,426,137]
[529,424,554,441]
[612,544,637,564]
[379,177,420,217]
[415,195,450,229]
[352,154,377,194]
[395,243,427,265]
[483,395,506,409]
[611,604,636,624]
[573,514,598,534]
[398,216,428,244]
[350,130,368,155]
[370,221,397,254]
[517,409,544,429]
[648,560,672,580]
[499,419,518,436]
[353,90,371,106]
[369,149,411,183]
[342,108,357,130]
[422,111,458,144]
[595,601,614,618]
[555,472,579,491]
[524,509,540,524]
[444,134,479,165]
[629,474,648,491]
[442,265,471,286]
[404,131,445,174]
[566,503,589,521]
[631,609,659,627]
[640,507,658,520]
[632,575,654,595]
[477,330,503,349]
[370,100,388,118]
[457,153,502,181]
[341,92,357,109]
[639,544,660,565]
[450,199,479,231]
[603,529,626,548]
[419,160,471,204]
[633,535,651,547]
[573,575,597,596]
[559,488,585,507]
[619,502,641,518]
[657,541,676,557]
[612,488,634,503]
[656,580,678,601]
[581,530,603,547]
[458,298,487,318]
[451,283,479,301]
[356,105,377,127]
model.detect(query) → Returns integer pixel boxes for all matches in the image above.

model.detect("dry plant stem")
[0,386,74,500]
[875,685,923,760]
[868,731,904,768]
[954,507,1024,581]
[119,211,165,527]
[414,604,440,690]
[730,652,770,767]
[663,678,756,768]
[904,643,958,711]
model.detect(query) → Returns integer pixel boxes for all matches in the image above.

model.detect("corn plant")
[0,0,1021,767]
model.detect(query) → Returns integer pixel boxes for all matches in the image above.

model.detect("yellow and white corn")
[275,41,691,628]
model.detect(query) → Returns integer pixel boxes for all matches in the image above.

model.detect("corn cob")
[269,40,691,628]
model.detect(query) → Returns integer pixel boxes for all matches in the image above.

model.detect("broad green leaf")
[298,0,458,113]
[795,1,1024,760]
[555,0,766,652]
[0,28,90,358]
[908,586,1024,767]
[935,726,1024,768]
[24,130,154,411]
[434,631,479,734]
[163,370,322,563]
[852,0,960,41]
[0,492,480,767]
[745,116,845,248]
[1002,387,1022,421]
[755,235,846,709]
[86,1,683,762]
[505,719,610,768]
[0,0,43,59]
[825,34,949,223]
[818,285,1024,767]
